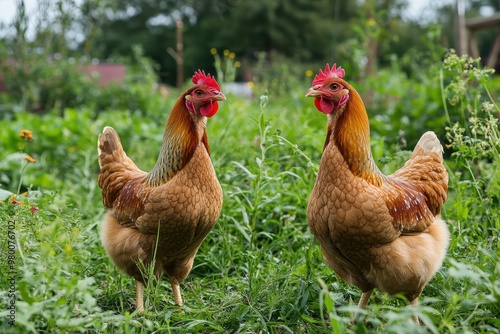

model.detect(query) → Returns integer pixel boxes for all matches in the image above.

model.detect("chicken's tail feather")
[97,127,144,209]
[414,131,443,157]
[391,130,448,217]
[98,126,125,168]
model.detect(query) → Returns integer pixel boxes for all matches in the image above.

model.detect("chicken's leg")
[410,297,420,324]
[135,280,145,312]
[352,290,373,322]
[357,290,373,309]
[170,278,183,306]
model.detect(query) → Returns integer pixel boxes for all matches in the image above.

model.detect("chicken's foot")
[135,280,145,312]
[171,278,183,306]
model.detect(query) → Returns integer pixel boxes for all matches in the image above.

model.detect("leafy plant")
[442,50,500,234]
[211,48,241,84]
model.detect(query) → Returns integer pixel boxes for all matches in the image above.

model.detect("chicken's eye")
[330,83,340,91]
[195,90,204,97]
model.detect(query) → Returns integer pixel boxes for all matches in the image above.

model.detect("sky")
[1,0,37,24]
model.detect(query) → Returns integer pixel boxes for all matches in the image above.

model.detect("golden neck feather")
[146,89,207,186]
[330,84,385,186]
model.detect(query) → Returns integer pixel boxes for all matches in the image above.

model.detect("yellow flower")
[25,155,36,163]
[22,192,29,197]
[64,244,73,255]
[229,52,236,59]
[223,49,230,57]
[305,70,313,77]
[210,48,217,55]
[235,61,241,68]
[247,81,255,88]
[20,129,33,140]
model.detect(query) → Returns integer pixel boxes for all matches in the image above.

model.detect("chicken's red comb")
[192,70,220,91]
[312,63,346,86]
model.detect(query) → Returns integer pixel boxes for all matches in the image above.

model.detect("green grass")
[0,56,499,333]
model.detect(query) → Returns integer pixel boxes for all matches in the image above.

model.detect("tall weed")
[442,50,500,233]
[439,50,500,331]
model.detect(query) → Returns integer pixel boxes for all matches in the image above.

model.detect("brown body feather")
[97,87,223,308]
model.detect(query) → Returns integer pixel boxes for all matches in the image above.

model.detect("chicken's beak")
[212,91,227,102]
[305,86,321,98]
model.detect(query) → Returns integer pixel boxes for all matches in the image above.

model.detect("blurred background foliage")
[1,0,499,145]
[0,0,499,85]
[0,0,499,161]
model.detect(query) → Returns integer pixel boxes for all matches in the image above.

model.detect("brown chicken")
[305,64,449,323]
[97,70,225,311]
